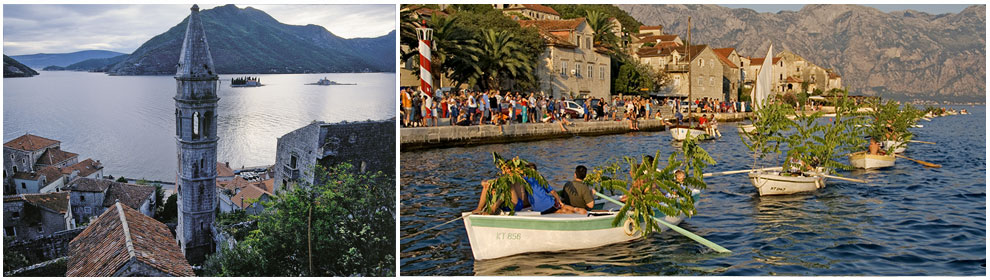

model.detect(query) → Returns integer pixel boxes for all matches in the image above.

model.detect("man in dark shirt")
[563,165,594,210]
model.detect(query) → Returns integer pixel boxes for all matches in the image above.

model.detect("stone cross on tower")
[174,4,219,265]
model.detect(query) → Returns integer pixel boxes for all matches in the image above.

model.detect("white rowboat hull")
[849,152,896,169]
[749,171,825,196]
[882,140,907,154]
[670,127,712,141]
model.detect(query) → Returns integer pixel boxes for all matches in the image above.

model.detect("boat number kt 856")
[496,232,521,240]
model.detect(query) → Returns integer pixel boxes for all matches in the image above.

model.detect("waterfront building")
[3,134,80,194]
[273,119,395,192]
[10,166,64,194]
[3,192,74,241]
[827,71,843,90]
[67,202,194,277]
[518,18,612,100]
[230,180,272,215]
[173,4,219,264]
[638,44,724,100]
[494,4,560,20]
[744,56,784,95]
[60,158,104,183]
[713,47,743,101]
[216,161,235,182]
[64,178,155,225]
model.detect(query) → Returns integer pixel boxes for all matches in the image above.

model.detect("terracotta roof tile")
[68,203,194,277]
[518,18,584,32]
[232,184,271,209]
[36,148,78,166]
[102,183,155,210]
[4,192,70,214]
[257,178,274,193]
[12,166,65,182]
[712,48,739,68]
[829,72,841,79]
[749,57,781,65]
[786,76,803,83]
[640,25,662,30]
[67,177,115,192]
[61,158,103,178]
[507,4,559,16]
[217,161,234,177]
[217,176,251,192]
[3,134,59,151]
[638,34,679,43]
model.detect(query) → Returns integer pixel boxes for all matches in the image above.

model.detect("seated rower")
[562,165,595,211]
[472,162,586,215]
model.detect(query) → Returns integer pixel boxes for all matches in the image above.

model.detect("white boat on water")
[670,126,713,141]
[462,192,698,260]
[748,167,826,196]
[849,151,896,169]
[882,140,907,154]
[309,77,356,86]
[738,124,756,134]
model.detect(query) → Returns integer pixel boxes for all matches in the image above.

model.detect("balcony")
[664,63,690,73]
[282,165,300,180]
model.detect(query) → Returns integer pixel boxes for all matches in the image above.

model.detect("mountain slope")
[10,50,126,69]
[43,54,129,72]
[4,55,39,77]
[618,4,986,102]
[108,4,395,75]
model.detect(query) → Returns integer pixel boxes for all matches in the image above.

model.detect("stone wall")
[4,227,85,265]
[275,119,395,192]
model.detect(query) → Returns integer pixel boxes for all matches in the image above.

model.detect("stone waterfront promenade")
[401,112,752,150]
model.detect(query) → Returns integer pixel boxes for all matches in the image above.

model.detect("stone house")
[274,119,395,192]
[519,18,612,100]
[217,161,235,182]
[4,134,60,193]
[638,44,724,100]
[64,178,155,225]
[778,50,831,93]
[495,4,560,20]
[827,71,843,90]
[67,202,194,277]
[630,34,682,53]
[3,192,74,241]
[60,158,104,184]
[713,48,743,101]
[10,165,64,194]
[639,25,663,35]
[744,56,784,95]
[216,176,272,213]
[230,180,273,215]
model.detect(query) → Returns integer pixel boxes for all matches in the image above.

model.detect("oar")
[895,154,941,168]
[595,192,731,253]
[703,167,781,177]
[909,140,935,145]
[403,214,468,239]
[816,174,868,183]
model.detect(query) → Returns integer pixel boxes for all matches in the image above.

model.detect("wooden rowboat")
[670,126,713,141]
[882,140,907,154]
[748,168,826,196]
[849,151,895,169]
[462,192,699,260]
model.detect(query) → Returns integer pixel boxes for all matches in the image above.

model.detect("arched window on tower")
[204,111,213,139]
[192,112,200,140]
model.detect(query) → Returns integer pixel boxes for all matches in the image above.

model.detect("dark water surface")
[400,106,986,276]
[4,71,395,181]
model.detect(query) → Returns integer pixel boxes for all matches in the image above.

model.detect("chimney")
[225,162,230,168]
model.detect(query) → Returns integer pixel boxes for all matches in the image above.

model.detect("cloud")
[3,4,395,55]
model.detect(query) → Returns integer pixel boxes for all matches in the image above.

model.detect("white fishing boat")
[462,192,698,260]
[670,125,712,141]
[882,140,907,154]
[738,124,756,134]
[748,167,826,196]
[849,151,896,169]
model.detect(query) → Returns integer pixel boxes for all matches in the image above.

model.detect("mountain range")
[3,55,39,77]
[9,50,126,69]
[618,4,986,102]
[108,4,395,75]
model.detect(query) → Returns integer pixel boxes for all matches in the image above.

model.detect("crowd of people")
[400,87,747,131]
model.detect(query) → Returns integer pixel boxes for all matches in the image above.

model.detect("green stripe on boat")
[469,215,618,231]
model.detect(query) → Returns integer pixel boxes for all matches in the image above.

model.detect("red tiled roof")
[749,57,781,65]
[639,34,679,43]
[12,166,64,182]
[4,191,70,214]
[102,182,155,210]
[67,177,115,192]
[506,4,559,16]
[68,202,194,277]
[712,48,739,68]
[3,134,58,151]
[217,161,234,177]
[257,178,275,193]
[785,76,803,83]
[217,176,251,192]
[829,72,841,79]
[232,184,271,209]
[519,18,585,48]
[640,25,662,30]
[36,148,78,166]
[62,158,103,178]
[412,7,447,17]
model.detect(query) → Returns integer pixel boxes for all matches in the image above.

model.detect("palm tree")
[400,13,479,90]
[585,10,618,51]
[471,29,535,91]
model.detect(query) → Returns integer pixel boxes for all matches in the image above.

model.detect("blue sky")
[3,4,396,55]
[720,4,973,14]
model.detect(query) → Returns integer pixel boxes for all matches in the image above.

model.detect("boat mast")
[687,16,693,126]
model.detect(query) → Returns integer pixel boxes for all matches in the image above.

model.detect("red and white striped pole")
[417,22,434,95]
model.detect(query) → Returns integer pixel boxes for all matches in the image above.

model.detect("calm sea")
[4,71,395,181]
[400,105,986,276]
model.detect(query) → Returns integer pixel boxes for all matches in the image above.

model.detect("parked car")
[561,100,585,119]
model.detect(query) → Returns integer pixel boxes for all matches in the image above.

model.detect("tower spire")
[176,4,216,80]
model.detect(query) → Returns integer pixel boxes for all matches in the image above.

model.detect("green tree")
[4,236,30,271]
[115,177,127,183]
[157,194,177,223]
[202,163,394,276]
[152,183,165,220]
[585,10,618,50]
[400,13,480,90]
[470,29,535,91]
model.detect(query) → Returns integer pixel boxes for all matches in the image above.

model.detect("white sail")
[752,44,774,111]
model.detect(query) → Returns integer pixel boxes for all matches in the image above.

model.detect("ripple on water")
[400,106,986,276]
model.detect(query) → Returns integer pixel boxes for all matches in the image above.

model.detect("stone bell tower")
[174,4,219,264]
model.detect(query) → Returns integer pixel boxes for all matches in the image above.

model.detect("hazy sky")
[3,4,396,55]
[720,4,973,14]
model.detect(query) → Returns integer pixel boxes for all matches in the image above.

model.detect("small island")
[230,76,263,87]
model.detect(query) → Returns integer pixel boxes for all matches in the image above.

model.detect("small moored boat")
[882,140,907,154]
[738,124,756,134]
[849,151,895,169]
[462,192,698,260]
[308,77,356,86]
[670,125,713,141]
[748,167,826,196]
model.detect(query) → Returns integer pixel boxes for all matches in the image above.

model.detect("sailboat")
[738,44,774,135]
[670,17,714,141]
